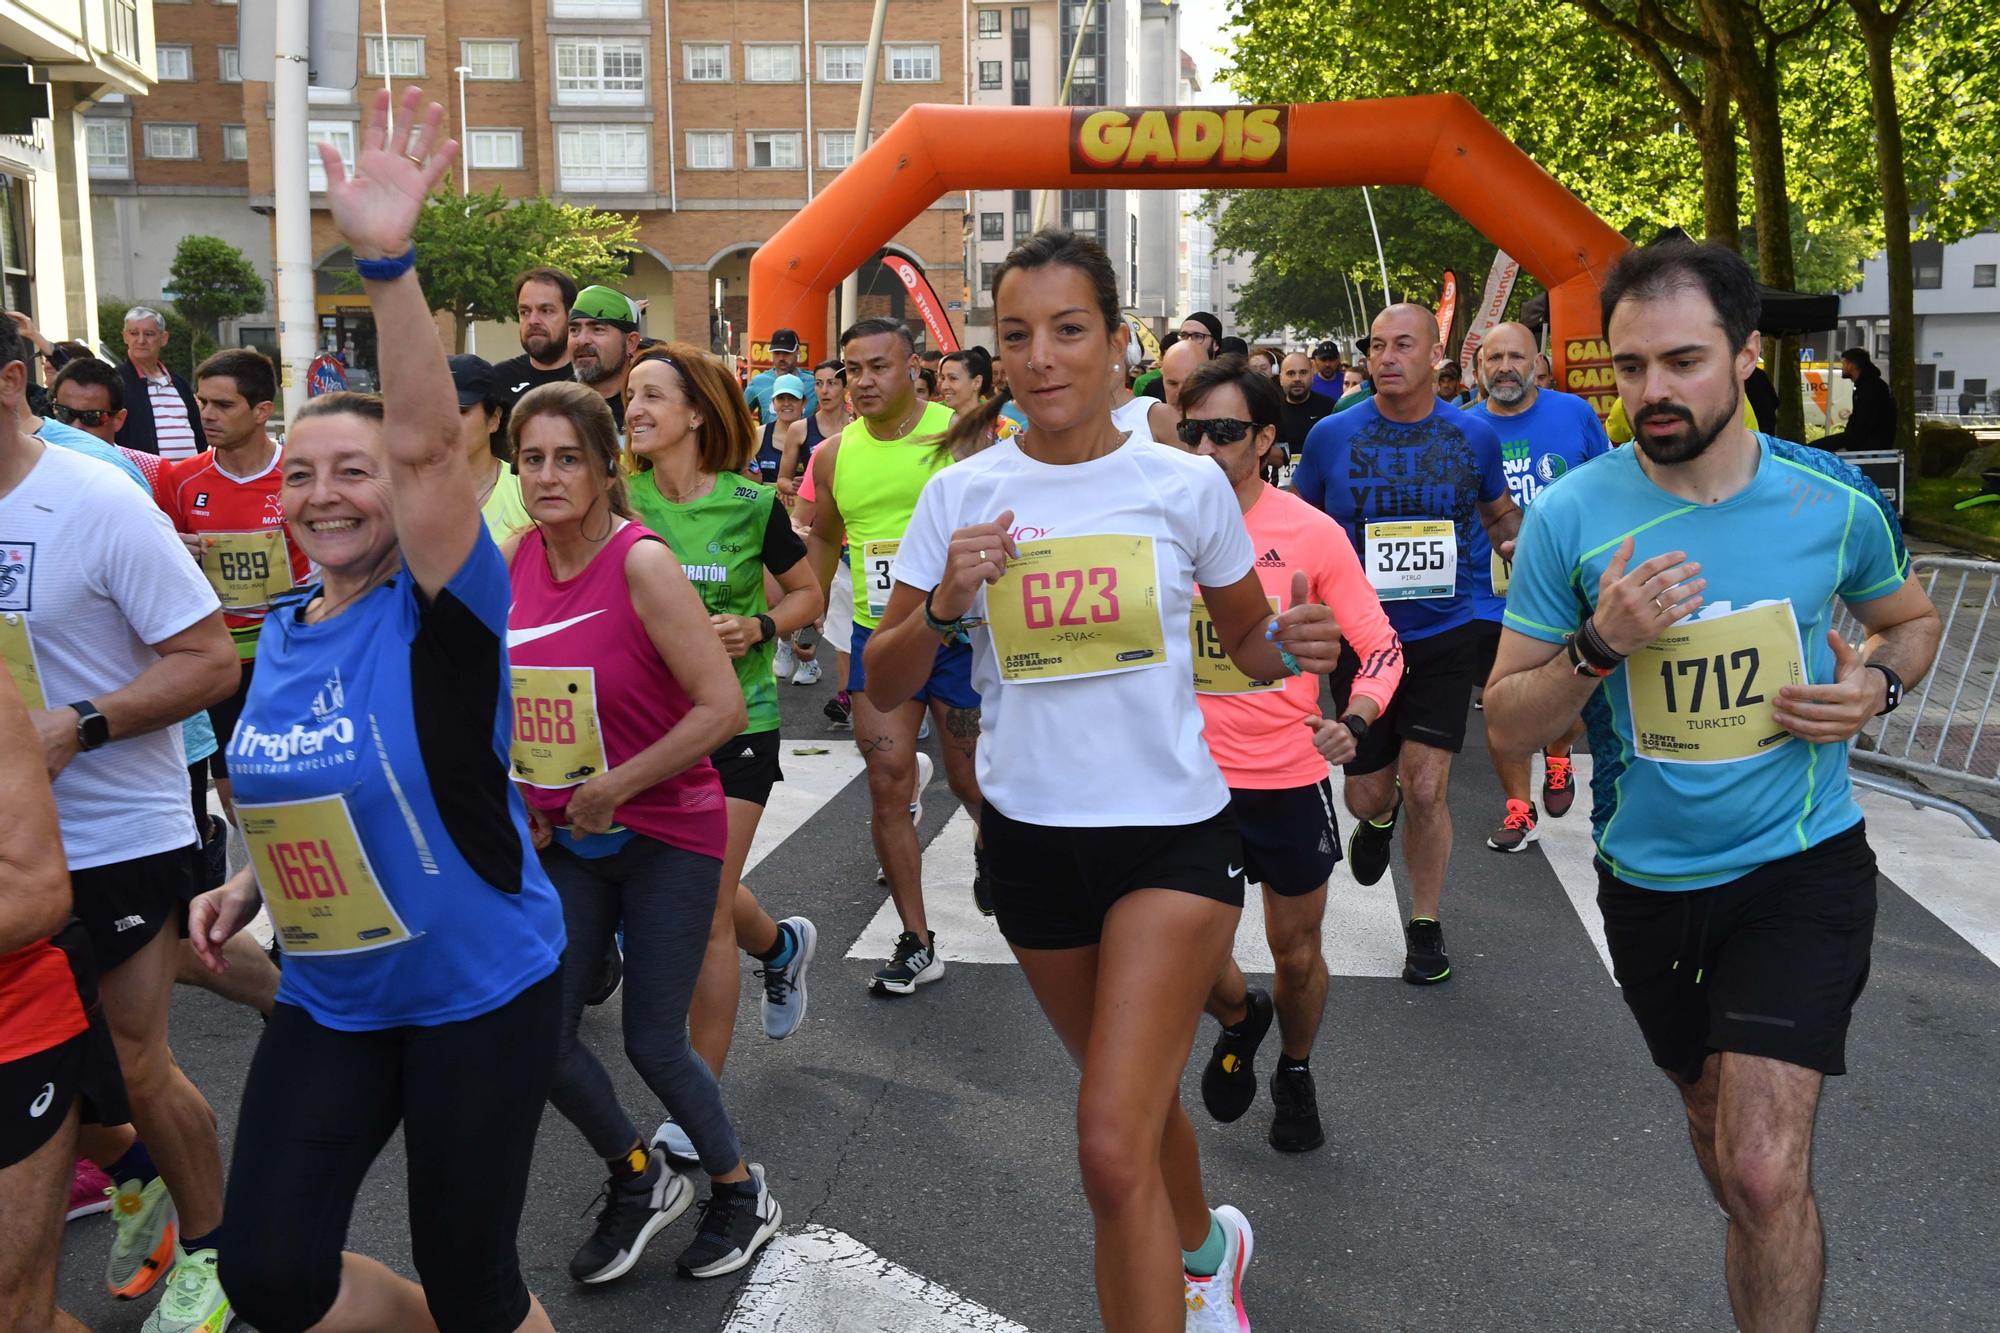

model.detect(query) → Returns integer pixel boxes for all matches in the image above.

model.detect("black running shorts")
[709,729,783,807]
[0,922,131,1168]
[1329,617,1499,775]
[1596,821,1878,1084]
[68,844,200,973]
[1229,779,1341,897]
[983,803,1245,951]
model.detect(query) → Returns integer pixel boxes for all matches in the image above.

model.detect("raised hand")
[1592,536,1705,657]
[1270,569,1344,675]
[934,509,1020,621]
[320,86,459,261]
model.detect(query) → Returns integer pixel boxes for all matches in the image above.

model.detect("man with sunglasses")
[50,358,129,445]
[1174,355,1403,1154]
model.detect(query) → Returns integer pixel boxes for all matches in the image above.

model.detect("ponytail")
[936,390,1012,464]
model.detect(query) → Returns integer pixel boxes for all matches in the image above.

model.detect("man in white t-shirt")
[0,323,240,1324]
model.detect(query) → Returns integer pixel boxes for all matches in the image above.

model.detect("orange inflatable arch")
[748,94,1632,405]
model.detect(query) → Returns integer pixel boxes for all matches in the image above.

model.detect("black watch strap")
[755,613,776,645]
[1340,712,1370,743]
[1865,662,1903,716]
[70,700,109,751]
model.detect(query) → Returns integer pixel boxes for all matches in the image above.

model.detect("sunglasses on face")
[51,405,114,427]
[1176,417,1254,447]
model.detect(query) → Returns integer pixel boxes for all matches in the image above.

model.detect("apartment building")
[962,0,1181,347]
[1838,231,2000,416]
[1,0,159,345]
[87,0,969,376]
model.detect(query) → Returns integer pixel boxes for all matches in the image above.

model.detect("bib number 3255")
[1364,521,1456,601]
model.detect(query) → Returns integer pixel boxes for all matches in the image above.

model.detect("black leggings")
[220,971,560,1333]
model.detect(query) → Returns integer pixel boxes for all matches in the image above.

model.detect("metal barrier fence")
[1834,556,2000,838]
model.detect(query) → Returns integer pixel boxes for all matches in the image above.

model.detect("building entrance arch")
[749,94,1630,402]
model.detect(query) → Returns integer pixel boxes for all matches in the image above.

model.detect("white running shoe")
[760,917,817,1041]
[791,658,823,686]
[772,640,796,679]
[1183,1204,1253,1332]
[650,1117,699,1173]
[910,751,934,824]
[918,714,931,741]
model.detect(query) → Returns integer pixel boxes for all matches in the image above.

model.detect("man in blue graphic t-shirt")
[1485,240,1940,1332]
[1291,303,1521,987]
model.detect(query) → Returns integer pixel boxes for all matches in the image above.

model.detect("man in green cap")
[570,284,643,432]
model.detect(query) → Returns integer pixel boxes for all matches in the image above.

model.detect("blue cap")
[771,373,807,399]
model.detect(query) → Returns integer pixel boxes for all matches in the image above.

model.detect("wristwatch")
[754,613,777,645]
[1339,713,1371,745]
[1865,662,1904,716]
[70,700,110,751]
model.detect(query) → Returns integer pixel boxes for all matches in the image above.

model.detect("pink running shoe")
[67,1158,114,1222]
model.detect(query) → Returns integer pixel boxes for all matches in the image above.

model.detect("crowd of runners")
[0,91,1942,1333]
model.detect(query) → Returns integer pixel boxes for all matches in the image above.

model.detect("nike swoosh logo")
[29,1082,54,1118]
[1226,865,1244,880]
[507,610,605,648]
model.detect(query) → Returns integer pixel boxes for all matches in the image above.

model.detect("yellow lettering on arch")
[1175,110,1223,163]
[1240,107,1282,164]
[1078,111,1132,168]
[1126,111,1175,165]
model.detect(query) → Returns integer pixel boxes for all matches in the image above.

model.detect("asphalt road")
[57,679,2000,1331]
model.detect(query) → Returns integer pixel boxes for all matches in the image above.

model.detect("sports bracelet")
[922,587,985,644]
[1576,616,1624,671]
[353,246,417,281]
[1277,647,1303,677]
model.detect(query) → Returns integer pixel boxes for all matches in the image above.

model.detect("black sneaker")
[972,844,994,917]
[677,1163,782,1279]
[585,937,624,1006]
[570,1150,693,1284]
[198,814,228,891]
[1200,988,1274,1124]
[1347,797,1400,887]
[1402,917,1450,985]
[871,930,942,995]
[1268,1064,1325,1152]
[823,691,852,730]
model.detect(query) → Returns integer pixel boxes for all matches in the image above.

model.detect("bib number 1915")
[1021,567,1119,629]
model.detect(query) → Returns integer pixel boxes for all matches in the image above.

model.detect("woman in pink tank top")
[503,381,785,1285]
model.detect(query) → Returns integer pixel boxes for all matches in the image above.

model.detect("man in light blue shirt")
[744,327,817,422]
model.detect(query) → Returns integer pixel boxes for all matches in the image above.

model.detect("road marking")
[744,742,869,878]
[1855,787,2000,967]
[1531,754,1616,978]
[721,1224,1034,1332]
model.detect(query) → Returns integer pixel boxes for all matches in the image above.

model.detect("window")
[978,60,1002,89]
[745,131,802,170]
[1939,370,1956,391]
[144,123,198,159]
[1967,377,1990,399]
[818,130,855,169]
[156,45,193,80]
[558,124,648,191]
[1012,6,1030,31]
[980,262,1000,290]
[980,212,1003,240]
[549,0,641,16]
[1012,58,1030,84]
[556,39,646,105]
[462,40,518,81]
[1912,239,1943,290]
[818,44,866,82]
[108,0,140,62]
[685,130,731,170]
[217,45,241,82]
[977,9,1003,36]
[684,43,729,82]
[85,120,131,177]
[223,125,248,160]
[467,129,523,169]
[307,120,356,191]
[365,35,425,78]
[1975,264,1998,289]
[886,43,939,82]
[744,44,800,82]
[1012,188,1031,236]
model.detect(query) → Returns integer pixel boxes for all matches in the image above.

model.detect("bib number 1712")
[1656,648,1763,715]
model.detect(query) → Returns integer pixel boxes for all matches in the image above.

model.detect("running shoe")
[1346,792,1400,888]
[651,1117,700,1173]
[106,1174,177,1299]
[871,931,942,995]
[1182,1205,1254,1333]
[69,1158,114,1221]
[772,639,796,680]
[677,1163,782,1279]
[911,751,934,824]
[1487,799,1540,853]
[823,690,852,730]
[972,843,994,917]
[792,658,823,686]
[1402,917,1450,986]
[1200,988,1273,1125]
[570,1150,694,1284]
[140,1246,231,1333]
[1542,754,1576,818]
[918,714,931,741]
[759,916,818,1041]
[1268,1065,1325,1153]
[584,936,623,1007]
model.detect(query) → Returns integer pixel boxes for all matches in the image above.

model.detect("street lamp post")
[454,64,475,353]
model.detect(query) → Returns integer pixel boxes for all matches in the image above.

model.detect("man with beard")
[1309,340,1345,400]
[492,268,577,410]
[745,328,818,423]
[1486,239,1939,1333]
[1292,304,1520,986]
[567,284,643,433]
[1469,321,1609,853]
[1274,353,1336,483]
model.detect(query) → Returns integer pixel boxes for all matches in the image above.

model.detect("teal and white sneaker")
[106,1175,178,1299]
[141,1246,233,1333]
[759,916,818,1040]
[1183,1205,1254,1333]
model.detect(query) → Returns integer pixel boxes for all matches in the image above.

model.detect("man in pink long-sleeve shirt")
[1172,355,1405,1154]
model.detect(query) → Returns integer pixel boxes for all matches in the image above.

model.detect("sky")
[1175,0,1237,101]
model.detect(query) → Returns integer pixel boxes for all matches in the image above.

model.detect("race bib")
[1625,601,1805,765]
[987,535,1167,683]
[862,539,900,618]
[510,666,609,788]
[1490,549,1512,597]
[240,796,413,955]
[0,612,44,710]
[1190,595,1284,695]
[1365,521,1457,601]
[201,530,294,610]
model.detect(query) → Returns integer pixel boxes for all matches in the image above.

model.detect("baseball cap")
[771,374,806,400]
[769,328,801,354]
[570,285,640,331]
[447,354,497,408]
[1313,340,1340,358]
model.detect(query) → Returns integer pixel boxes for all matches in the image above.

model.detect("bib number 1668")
[515,695,578,745]
[1021,567,1119,629]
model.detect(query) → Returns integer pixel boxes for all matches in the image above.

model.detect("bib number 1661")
[263,839,351,902]
[1021,567,1119,629]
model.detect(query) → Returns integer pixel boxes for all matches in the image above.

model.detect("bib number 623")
[1021,567,1119,629]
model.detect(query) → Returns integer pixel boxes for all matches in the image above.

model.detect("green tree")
[410,188,641,351]
[166,235,268,344]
